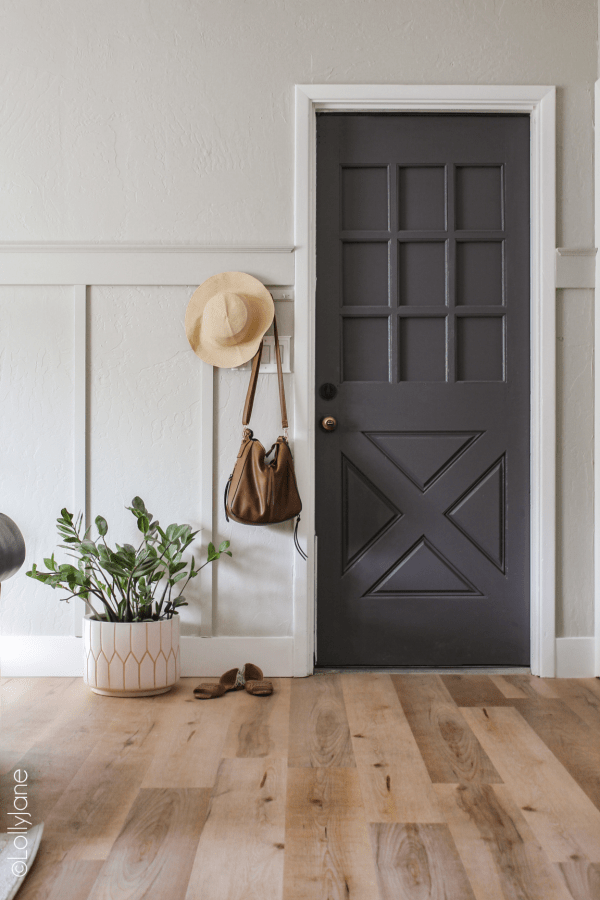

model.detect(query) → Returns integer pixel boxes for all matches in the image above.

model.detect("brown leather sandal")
[193,667,245,700]
[243,663,273,696]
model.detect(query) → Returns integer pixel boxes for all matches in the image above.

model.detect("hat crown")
[203,292,252,347]
[185,272,274,368]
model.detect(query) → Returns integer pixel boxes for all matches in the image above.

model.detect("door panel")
[315,114,530,667]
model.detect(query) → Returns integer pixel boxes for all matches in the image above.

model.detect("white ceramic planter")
[83,613,180,697]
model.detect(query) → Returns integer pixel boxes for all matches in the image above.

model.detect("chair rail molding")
[0,243,295,286]
[294,83,557,678]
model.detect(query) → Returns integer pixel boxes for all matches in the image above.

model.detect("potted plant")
[27,497,231,697]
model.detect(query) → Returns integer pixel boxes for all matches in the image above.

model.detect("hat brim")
[185,272,274,368]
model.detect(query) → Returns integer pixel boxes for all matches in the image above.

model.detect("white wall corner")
[555,636,596,678]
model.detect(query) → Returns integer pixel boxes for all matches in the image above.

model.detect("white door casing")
[293,84,556,677]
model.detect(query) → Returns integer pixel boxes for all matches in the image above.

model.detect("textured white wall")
[88,285,206,634]
[0,287,74,635]
[0,0,597,639]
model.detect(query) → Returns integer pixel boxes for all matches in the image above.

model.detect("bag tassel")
[294,515,308,561]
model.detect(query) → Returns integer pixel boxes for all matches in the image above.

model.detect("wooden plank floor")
[2,673,600,899]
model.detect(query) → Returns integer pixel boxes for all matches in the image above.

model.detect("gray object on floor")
[0,514,26,583]
[0,824,44,900]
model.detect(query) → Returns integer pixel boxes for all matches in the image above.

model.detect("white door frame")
[293,84,557,678]
[595,80,600,678]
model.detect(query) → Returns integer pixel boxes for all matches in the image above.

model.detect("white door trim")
[293,83,557,678]
[595,79,600,677]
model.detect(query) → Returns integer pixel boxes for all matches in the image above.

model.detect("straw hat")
[185,272,274,368]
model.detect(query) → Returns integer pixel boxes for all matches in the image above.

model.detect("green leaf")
[43,556,55,571]
[171,572,187,584]
[95,515,108,536]
[137,516,149,535]
[131,497,147,512]
[219,540,231,552]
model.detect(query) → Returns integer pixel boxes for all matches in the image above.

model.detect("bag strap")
[242,313,288,431]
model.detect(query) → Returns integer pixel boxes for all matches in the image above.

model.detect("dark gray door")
[315,113,530,667]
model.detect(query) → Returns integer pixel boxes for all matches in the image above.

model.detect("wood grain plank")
[0,746,93,824]
[0,749,27,776]
[42,709,161,861]
[512,698,600,812]
[0,678,46,709]
[441,674,514,707]
[221,678,291,759]
[501,674,561,699]
[185,758,286,900]
[1,679,81,751]
[556,859,600,900]
[462,706,600,862]
[580,678,600,700]
[141,681,235,788]
[369,823,476,900]
[283,767,379,900]
[341,673,443,823]
[435,783,573,900]
[14,837,80,900]
[550,679,600,731]
[489,674,529,698]
[288,675,355,768]
[87,789,209,900]
[391,675,502,784]
[45,861,103,900]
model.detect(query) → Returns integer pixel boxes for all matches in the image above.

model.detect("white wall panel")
[214,368,294,637]
[88,285,205,634]
[556,289,595,636]
[0,286,74,635]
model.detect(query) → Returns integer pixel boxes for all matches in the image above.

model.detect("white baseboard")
[180,636,293,676]
[555,636,596,678]
[2,634,595,679]
[0,635,294,677]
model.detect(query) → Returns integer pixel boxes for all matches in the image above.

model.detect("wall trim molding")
[595,79,600,677]
[555,248,596,289]
[0,245,295,286]
[555,636,596,678]
[0,635,294,677]
[294,83,557,677]
[2,635,593,678]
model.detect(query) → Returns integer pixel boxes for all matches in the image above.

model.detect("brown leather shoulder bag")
[224,316,305,556]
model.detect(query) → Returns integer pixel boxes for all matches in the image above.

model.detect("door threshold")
[314,666,531,675]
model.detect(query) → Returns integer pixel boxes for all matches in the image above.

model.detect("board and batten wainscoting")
[0,243,596,676]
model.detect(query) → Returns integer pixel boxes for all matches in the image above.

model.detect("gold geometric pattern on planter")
[83,614,180,697]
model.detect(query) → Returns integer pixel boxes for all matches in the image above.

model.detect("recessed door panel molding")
[342,455,402,572]
[366,431,482,493]
[366,536,482,598]
[316,112,531,667]
[446,456,506,571]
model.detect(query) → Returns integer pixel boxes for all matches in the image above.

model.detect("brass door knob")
[321,416,338,432]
